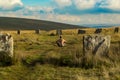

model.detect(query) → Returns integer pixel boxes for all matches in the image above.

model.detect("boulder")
[114,27,119,33]
[94,28,102,34]
[35,29,40,34]
[78,29,86,34]
[0,33,13,57]
[17,30,21,35]
[83,35,111,56]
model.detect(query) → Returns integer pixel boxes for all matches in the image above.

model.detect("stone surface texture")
[0,33,13,57]
[83,35,111,56]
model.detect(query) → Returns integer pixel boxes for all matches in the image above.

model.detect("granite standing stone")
[94,28,102,34]
[0,33,14,57]
[56,29,62,35]
[78,29,86,34]
[83,35,111,56]
[35,29,40,34]
[114,27,119,33]
[17,30,21,35]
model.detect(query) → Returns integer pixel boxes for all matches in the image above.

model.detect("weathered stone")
[17,30,21,35]
[83,35,111,56]
[0,33,13,57]
[94,28,102,34]
[78,29,86,34]
[35,29,40,34]
[114,27,119,33]
[56,29,62,35]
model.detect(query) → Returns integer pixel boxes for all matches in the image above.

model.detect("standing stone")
[94,28,102,34]
[35,29,40,34]
[0,33,14,57]
[83,35,111,56]
[56,29,62,35]
[17,30,21,35]
[114,27,119,33]
[78,29,86,34]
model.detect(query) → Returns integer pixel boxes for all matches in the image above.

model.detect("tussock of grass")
[0,52,13,66]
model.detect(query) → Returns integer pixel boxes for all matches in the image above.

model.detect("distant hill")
[0,17,86,30]
[81,24,120,28]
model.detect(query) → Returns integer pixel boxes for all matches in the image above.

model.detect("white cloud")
[54,0,97,9]
[54,0,72,7]
[53,0,120,10]
[78,14,120,24]
[25,6,54,13]
[0,0,120,25]
[73,0,120,10]
[0,0,23,10]
[99,0,120,10]
[1,7,120,25]
[46,14,81,24]
[0,8,81,24]
[74,0,97,10]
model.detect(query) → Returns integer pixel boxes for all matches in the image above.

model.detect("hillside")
[0,17,85,30]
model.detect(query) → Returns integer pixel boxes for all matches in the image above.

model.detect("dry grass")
[0,27,119,80]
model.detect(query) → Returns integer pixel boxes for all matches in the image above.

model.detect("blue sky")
[22,0,51,6]
[0,0,120,25]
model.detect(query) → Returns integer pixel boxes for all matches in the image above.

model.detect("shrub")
[21,55,41,66]
[49,33,56,36]
[0,52,13,66]
[59,55,73,67]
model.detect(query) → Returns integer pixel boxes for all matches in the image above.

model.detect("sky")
[0,0,120,25]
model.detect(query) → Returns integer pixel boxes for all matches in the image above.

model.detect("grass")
[0,27,119,80]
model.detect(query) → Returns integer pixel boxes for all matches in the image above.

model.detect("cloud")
[25,6,54,13]
[53,0,97,10]
[54,0,72,7]
[1,7,120,25]
[0,0,23,10]
[0,8,81,24]
[53,0,120,13]
[78,14,120,24]
[74,0,120,10]
[99,0,120,10]
[74,0,97,10]
[19,6,54,17]
[46,14,81,24]
[1,0,120,25]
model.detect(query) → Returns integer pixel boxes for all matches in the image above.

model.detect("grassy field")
[0,27,120,80]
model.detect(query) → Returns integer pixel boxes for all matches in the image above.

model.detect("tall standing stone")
[83,35,111,56]
[94,28,102,34]
[56,29,62,35]
[114,27,119,33]
[78,29,86,34]
[17,30,21,35]
[0,33,14,57]
[35,29,40,34]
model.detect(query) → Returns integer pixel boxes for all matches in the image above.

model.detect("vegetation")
[0,52,12,66]
[0,27,119,80]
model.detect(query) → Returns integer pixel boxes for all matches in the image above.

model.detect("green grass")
[0,28,119,80]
